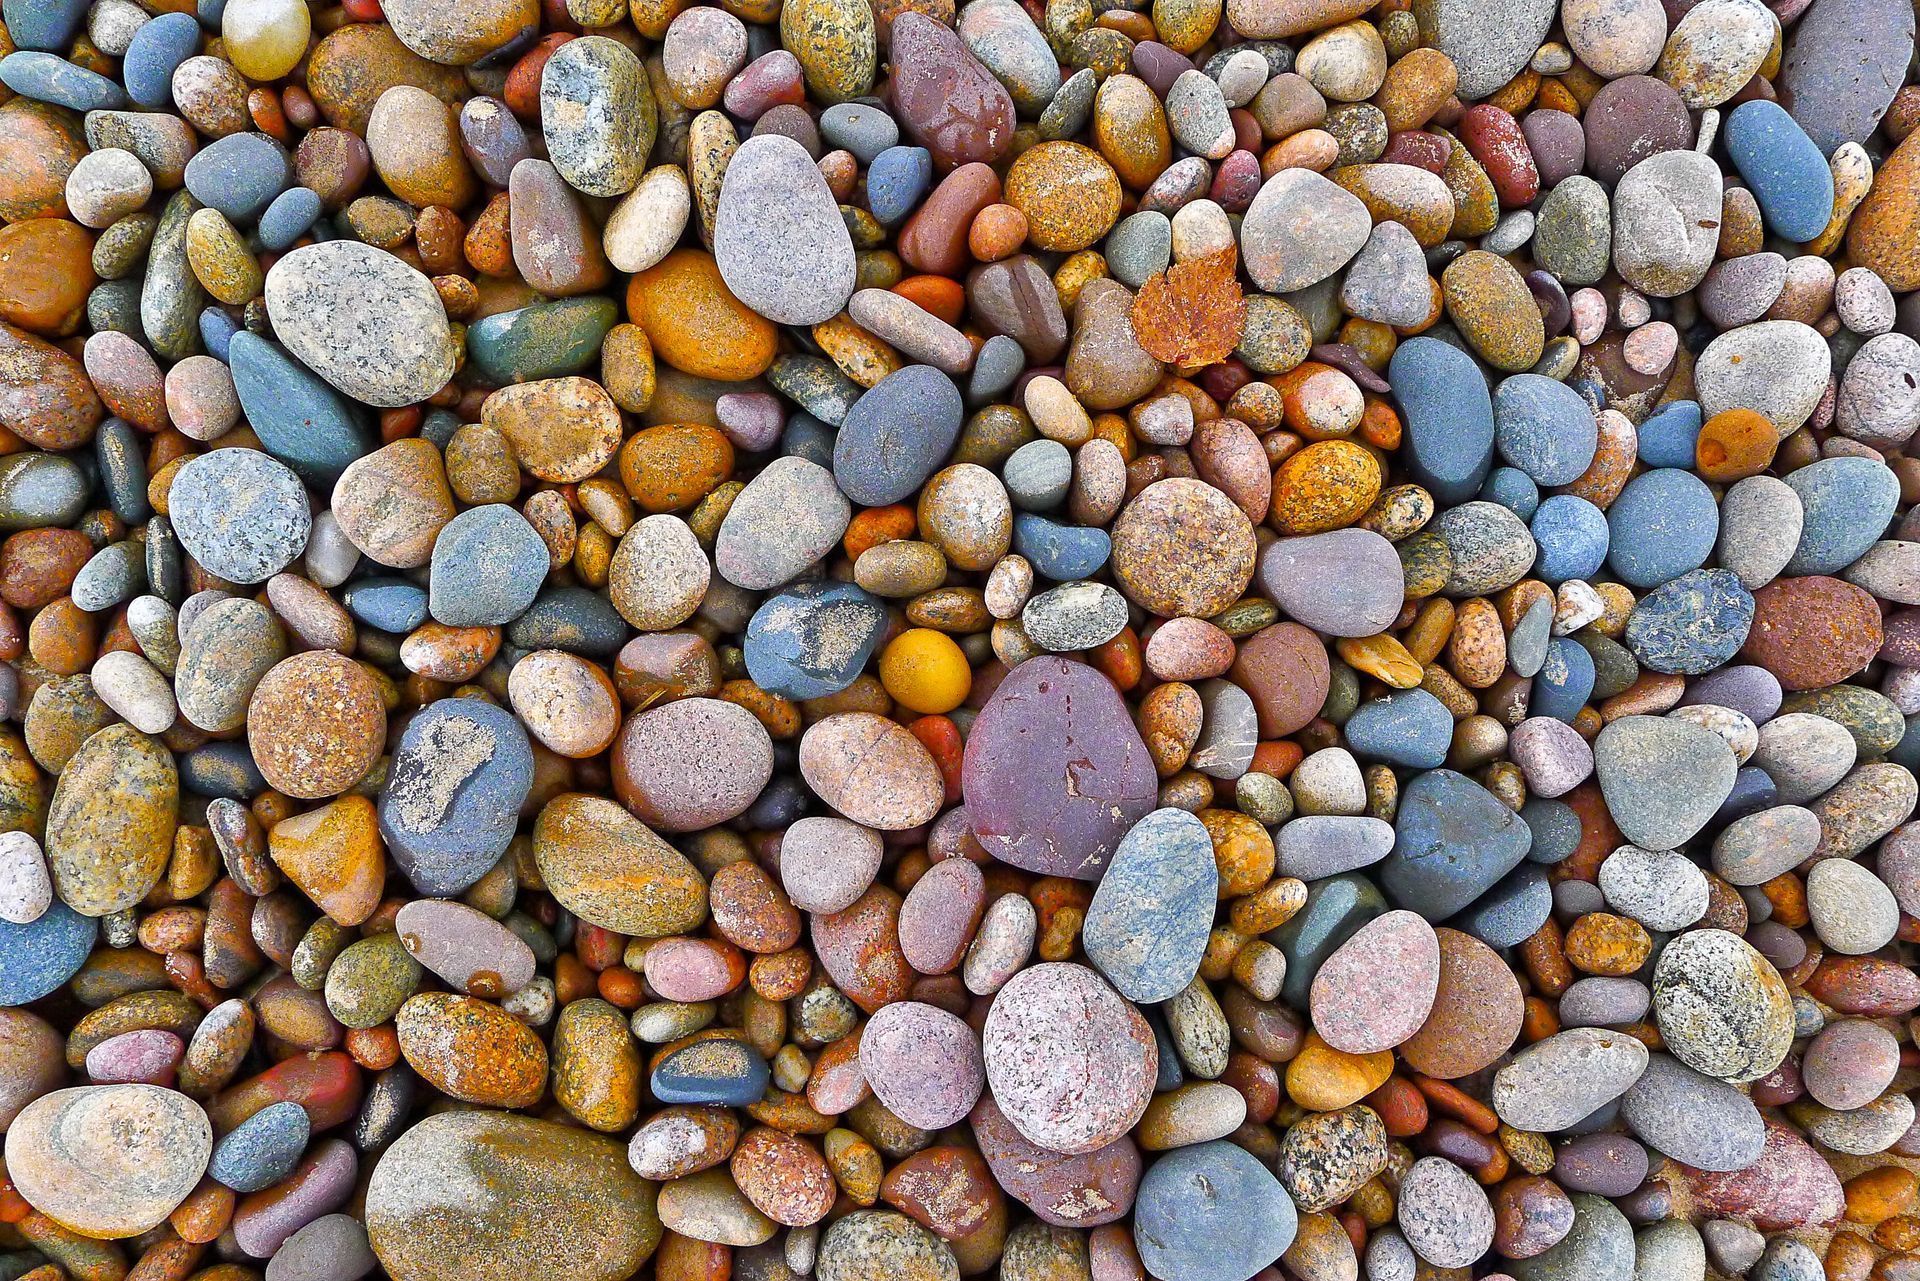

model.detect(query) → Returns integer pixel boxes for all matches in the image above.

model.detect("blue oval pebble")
[1133,1141,1298,1281]
[183,132,292,224]
[226,332,375,486]
[1390,336,1495,505]
[1783,455,1899,575]
[0,899,97,1005]
[1493,373,1598,486]
[651,1038,770,1107]
[257,187,325,252]
[866,146,933,226]
[1725,100,1836,243]
[833,365,965,507]
[427,504,548,627]
[1635,400,1703,469]
[1605,468,1718,589]
[379,698,535,896]
[1480,466,1540,520]
[1530,494,1609,584]
[1530,636,1597,722]
[1343,687,1453,769]
[210,1101,310,1192]
[1380,769,1534,921]
[122,12,202,109]
[1013,513,1110,580]
[0,50,127,110]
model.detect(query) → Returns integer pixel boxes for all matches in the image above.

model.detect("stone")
[5,1085,211,1237]
[714,135,857,325]
[982,963,1156,1154]
[1083,808,1218,1002]
[1651,929,1794,1084]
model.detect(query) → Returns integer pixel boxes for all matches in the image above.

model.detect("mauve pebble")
[859,1001,985,1129]
[982,962,1156,1155]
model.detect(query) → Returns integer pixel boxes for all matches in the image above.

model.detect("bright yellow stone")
[878,628,971,715]
[222,0,312,81]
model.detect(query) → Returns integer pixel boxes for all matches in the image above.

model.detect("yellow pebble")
[878,628,971,715]
[1334,634,1423,688]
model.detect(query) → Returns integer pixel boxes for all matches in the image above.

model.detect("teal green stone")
[466,296,618,385]
[1266,872,1386,1009]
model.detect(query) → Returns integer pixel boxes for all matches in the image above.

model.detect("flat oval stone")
[1779,0,1914,153]
[715,457,851,590]
[1256,528,1402,637]
[1611,149,1722,297]
[833,365,965,507]
[651,1038,769,1107]
[1132,1141,1297,1281]
[1309,909,1439,1054]
[1624,568,1755,676]
[962,656,1157,879]
[1620,1051,1765,1172]
[263,242,454,408]
[1494,373,1598,486]
[714,134,856,326]
[1343,688,1453,770]
[210,1100,310,1193]
[428,504,547,627]
[1398,1156,1495,1268]
[5,1084,211,1238]
[1390,337,1495,505]
[380,698,533,895]
[170,448,312,585]
[615,697,772,832]
[798,712,943,831]
[1606,468,1718,589]
[394,992,547,1108]
[1491,1026,1650,1132]
[46,722,176,916]
[1083,808,1218,1003]
[366,1112,661,1281]
[746,581,887,701]
[982,962,1156,1154]
[1724,100,1834,243]
[1651,928,1794,1084]
[860,1001,985,1130]
[1241,168,1370,292]
[533,794,706,938]
[226,332,376,487]
[1783,456,1899,576]
[1696,320,1832,437]
[394,899,534,998]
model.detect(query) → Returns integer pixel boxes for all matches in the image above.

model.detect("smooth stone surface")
[5,1084,211,1237]
[1594,716,1737,850]
[1132,1140,1297,1281]
[380,698,534,895]
[1083,808,1218,1002]
[1380,769,1533,920]
[264,242,455,408]
[714,134,857,326]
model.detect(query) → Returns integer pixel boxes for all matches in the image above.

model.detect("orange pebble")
[844,505,916,558]
[968,203,1029,261]
[597,964,646,1009]
[344,1024,400,1070]
[1090,626,1142,690]
[908,714,965,803]
[891,275,966,326]
[1695,408,1778,482]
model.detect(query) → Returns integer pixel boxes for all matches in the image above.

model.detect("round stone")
[170,449,312,585]
[5,1085,211,1238]
[982,962,1156,1155]
[263,241,455,408]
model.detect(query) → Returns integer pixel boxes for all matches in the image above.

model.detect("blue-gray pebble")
[1624,568,1755,675]
[1493,373,1598,485]
[866,146,932,225]
[1083,807,1218,1003]
[1454,863,1552,948]
[183,132,291,223]
[122,12,201,108]
[745,579,888,700]
[1481,466,1540,520]
[650,1039,770,1107]
[1343,688,1452,769]
[833,365,965,506]
[1724,100,1836,244]
[226,332,374,486]
[1380,768,1533,921]
[257,187,325,252]
[1636,400,1702,469]
[0,51,127,110]
[0,900,96,1004]
[343,578,430,634]
[1530,494,1609,584]
[1390,336,1495,504]
[210,1102,310,1193]
[379,697,535,896]
[1134,1141,1298,1281]
[428,504,548,627]
[1530,636,1597,722]
[1606,468,1718,588]
[1783,455,1899,575]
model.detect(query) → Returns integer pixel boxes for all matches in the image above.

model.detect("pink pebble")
[85,1028,186,1086]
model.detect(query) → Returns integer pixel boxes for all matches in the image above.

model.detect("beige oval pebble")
[797,712,943,831]
[4,1085,211,1238]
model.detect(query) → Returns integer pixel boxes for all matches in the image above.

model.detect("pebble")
[1083,808,1218,1002]
[1131,1141,1297,1281]
[1652,929,1795,1084]
[982,963,1156,1154]
[6,1084,212,1237]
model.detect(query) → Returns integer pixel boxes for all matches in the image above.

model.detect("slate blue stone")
[1133,1141,1298,1281]
[1453,862,1552,947]
[650,1038,770,1107]
[1083,808,1218,1003]
[1725,100,1836,243]
[95,416,152,525]
[1715,764,1780,826]
[1390,335,1495,504]
[1013,513,1110,580]
[1605,468,1718,588]
[1783,455,1900,575]
[428,504,548,626]
[343,578,430,634]
[969,333,1025,404]
[744,775,808,829]
[745,579,888,700]
[1522,797,1582,864]
[1266,872,1386,1009]
[226,332,374,486]
[833,364,965,506]
[865,145,933,226]
[178,740,267,798]
[1530,494,1609,584]
[506,586,627,658]
[2,0,89,51]
[183,132,292,224]
[1144,1005,1184,1092]
[0,452,89,532]
[1380,769,1534,921]
[1342,688,1452,769]
[1635,400,1703,469]
[209,1102,310,1193]
[1493,373,1598,486]
[122,12,201,108]
[1530,636,1596,722]
[1480,466,1540,520]
[819,102,899,162]
[199,306,243,362]
[0,900,96,1005]
[257,187,325,252]
[0,51,128,110]
[779,412,837,468]
[1624,567,1755,676]
[197,0,225,26]
[379,697,535,896]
